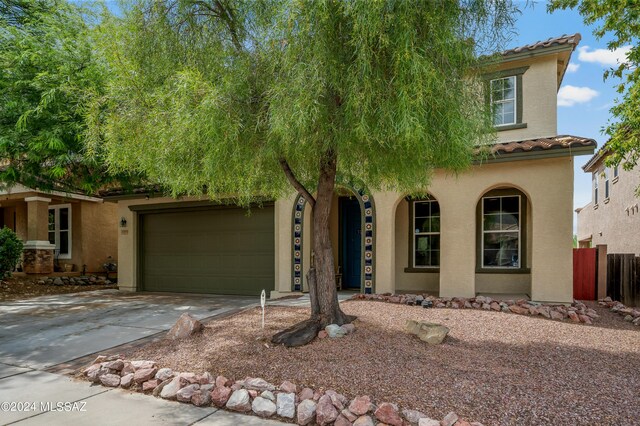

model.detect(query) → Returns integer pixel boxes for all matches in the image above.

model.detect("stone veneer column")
[23,196,55,274]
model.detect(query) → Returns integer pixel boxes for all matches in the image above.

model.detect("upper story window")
[412,199,440,268]
[491,76,516,126]
[593,174,599,205]
[48,204,71,259]
[484,66,528,131]
[604,169,610,199]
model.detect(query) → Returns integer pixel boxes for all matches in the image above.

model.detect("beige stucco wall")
[272,157,576,303]
[79,201,118,273]
[494,55,559,143]
[394,199,439,293]
[116,157,575,303]
[576,161,640,255]
[44,200,117,273]
[1,202,28,240]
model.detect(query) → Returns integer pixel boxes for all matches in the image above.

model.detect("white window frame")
[604,169,610,199]
[490,75,517,127]
[481,195,521,269]
[48,204,72,260]
[413,200,440,268]
[593,174,599,205]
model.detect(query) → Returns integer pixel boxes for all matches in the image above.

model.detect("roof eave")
[475,144,596,165]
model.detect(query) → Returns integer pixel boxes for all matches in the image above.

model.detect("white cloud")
[557,85,599,107]
[578,45,632,67]
[566,63,580,73]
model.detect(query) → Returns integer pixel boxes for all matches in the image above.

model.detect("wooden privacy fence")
[573,248,596,300]
[607,253,640,307]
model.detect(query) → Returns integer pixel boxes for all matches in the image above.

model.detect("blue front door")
[341,197,362,289]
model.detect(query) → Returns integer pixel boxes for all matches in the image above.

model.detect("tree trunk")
[272,149,356,347]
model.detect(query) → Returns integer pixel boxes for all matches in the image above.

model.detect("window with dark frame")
[412,200,440,268]
[490,76,516,126]
[482,195,520,268]
[48,205,71,258]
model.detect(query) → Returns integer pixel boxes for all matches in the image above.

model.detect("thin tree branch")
[279,157,316,208]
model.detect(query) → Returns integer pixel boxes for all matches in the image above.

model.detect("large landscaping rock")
[243,377,276,391]
[99,374,121,387]
[192,389,212,407]
[120,373,134,388]
[176,384,200,403]
[325,324,347,338]
[353,416,375,426]
[276,392,296,418]
[155,368,174,381]
[134,367,158,384]
[374,402,403,426]
[418,418,441,426]
[316,394,339,425]
[166,313,204,340]
[226,389,251,412]
[211,386,232,407]
[349,396,372,415]
[405,320,449,344]
[252,396,277,417]
[160,376,188,400]
[402,409,428,424]
[442,412,459,426]
[297,399,317,425]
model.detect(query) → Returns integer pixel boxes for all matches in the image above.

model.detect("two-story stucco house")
[106,34,596,304]
[576,145,640,255]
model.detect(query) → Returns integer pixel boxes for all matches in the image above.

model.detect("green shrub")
[0,227,23,278]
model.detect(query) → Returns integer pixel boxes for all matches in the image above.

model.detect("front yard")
[0,275,117,302]
[126,300,640,425]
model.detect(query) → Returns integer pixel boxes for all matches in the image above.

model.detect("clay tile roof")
[488,135,597,156]
[502,33,582,57]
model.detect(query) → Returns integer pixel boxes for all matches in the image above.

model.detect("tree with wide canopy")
[89,0,518,346]
[0,0,129,193]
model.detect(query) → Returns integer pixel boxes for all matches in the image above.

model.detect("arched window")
[477,189,528,271]
[409,196,440,268]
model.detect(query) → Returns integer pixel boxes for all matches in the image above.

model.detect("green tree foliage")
[90,0,517,343]
[0,227,23,278]
[90,0,515,200]
[549,0,640,175]
[0,0,124,193]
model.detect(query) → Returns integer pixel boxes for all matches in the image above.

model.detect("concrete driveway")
[0,290,259,370]
[0,289,294,426]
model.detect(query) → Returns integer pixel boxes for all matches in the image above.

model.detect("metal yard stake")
[261,289,266,329]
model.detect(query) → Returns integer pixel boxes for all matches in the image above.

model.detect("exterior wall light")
[120,217,127,228]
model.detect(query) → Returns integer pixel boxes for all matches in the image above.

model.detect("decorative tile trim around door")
[291,179,376,294]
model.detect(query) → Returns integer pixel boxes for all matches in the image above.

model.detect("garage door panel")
[141,206,274,296]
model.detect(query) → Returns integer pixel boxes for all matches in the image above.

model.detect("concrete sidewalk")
[0,366,288,426]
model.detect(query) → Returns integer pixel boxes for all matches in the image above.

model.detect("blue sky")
[512,2,628,230]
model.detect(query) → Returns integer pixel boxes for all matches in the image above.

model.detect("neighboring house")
[105,34,596,303]
[0,184,118,274]
[576,146,640,255]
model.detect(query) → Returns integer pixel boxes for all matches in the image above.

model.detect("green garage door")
[140,205,274,296]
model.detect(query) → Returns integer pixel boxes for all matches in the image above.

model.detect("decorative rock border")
[351,293,600,324]
[598,297,640,326]
[81,355,484,426]
[35,275,114,286]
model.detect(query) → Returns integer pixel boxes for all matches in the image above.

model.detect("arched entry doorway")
[291,178,376,293]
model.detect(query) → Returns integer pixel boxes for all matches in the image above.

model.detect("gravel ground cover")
[0,276,116,301]
[128,300,640,425]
